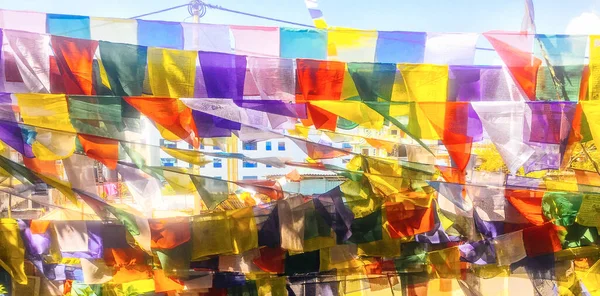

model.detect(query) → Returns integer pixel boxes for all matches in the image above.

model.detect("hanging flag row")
[1,28,596,108]
[2,151,600,295]
[0,8,482,63]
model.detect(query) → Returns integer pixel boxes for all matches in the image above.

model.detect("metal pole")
[7,177,11,219]
[193,3,200,23]
[191,0,202,214]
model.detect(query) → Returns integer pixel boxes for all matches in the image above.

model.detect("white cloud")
[566,12,600,35]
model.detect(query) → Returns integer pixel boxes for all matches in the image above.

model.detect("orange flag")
[285,169,302,182]
[124,97,198,148]
[504,189,545,225]
[22,157,59,178]
[153,269,184,293]
[420,102,475,171]
[436,165,466,185]
[149,217,191,250]
[365,138,395,154]
[561,103,584,170]
[385,201,435,239]
[78,134,118,170]
[573,169,600,187]
[580,65,589,101]
[50,36,98,95]
[29,220,51,234]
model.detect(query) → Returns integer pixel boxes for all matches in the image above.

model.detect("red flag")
[296,59,345,131]
[522,222,562,256]
[236,179,284,201]
[484,31,541,101]
[252,247,285,273]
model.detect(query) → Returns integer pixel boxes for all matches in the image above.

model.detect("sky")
[1,0,600,64]
[1,0,600,33]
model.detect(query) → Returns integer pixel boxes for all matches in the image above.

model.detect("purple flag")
[459,240,496,265]
[0,93,33,157]
[199,51,247,101]
[192,110,237,138]
[448,66,482,102]
[314,186,354,244]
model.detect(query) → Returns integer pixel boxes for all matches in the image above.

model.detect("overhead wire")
[129,3,190,19]
[203,3,316,28]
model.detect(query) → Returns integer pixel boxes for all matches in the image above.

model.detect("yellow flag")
[544,179,578,192]
[398,64,448,140]
[288,125,310,138]
[327,27,378,62]
[96,58,112,91]
[227,207,258,254]
[581,258,600,295]
[320,245,364,272]
[191,212,233,259]
[341,66,360,100]
[399,64,449,103]
[581,101,600,149]
[121,278,156,295]
[16,94,75,132]
[147,48,197,97]
[17,94,77,160]
[35,173,78,205]
[31,130,76,160]
[162,169,197,195]
[589,35,600,100]
[0,219,26,284]
[310,100,385,130]
[161,147,211,166]
[358,207,405,257]
[427,247,462,279]
[256,277,287,296]
[156,123,182,142]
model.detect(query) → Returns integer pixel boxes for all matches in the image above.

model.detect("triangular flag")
[484,31,541,100]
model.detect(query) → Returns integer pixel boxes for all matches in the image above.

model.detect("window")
[266,164,272,168]
[278,141,286,151]
[265,141,272,151]
[200,143,205,149]
[161,158,177,167]
[342,143,352,150]
[243,176,258,180]
[242,161,257,168]
[389,145,407,158]
[362,148,370,156]
[213,158,222,168]
[160,139,177,149]
[188,144,194,149]
[390,130,398,136]
[213,176,222,180]
[213,146,221,151]
[243,142,257,150]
